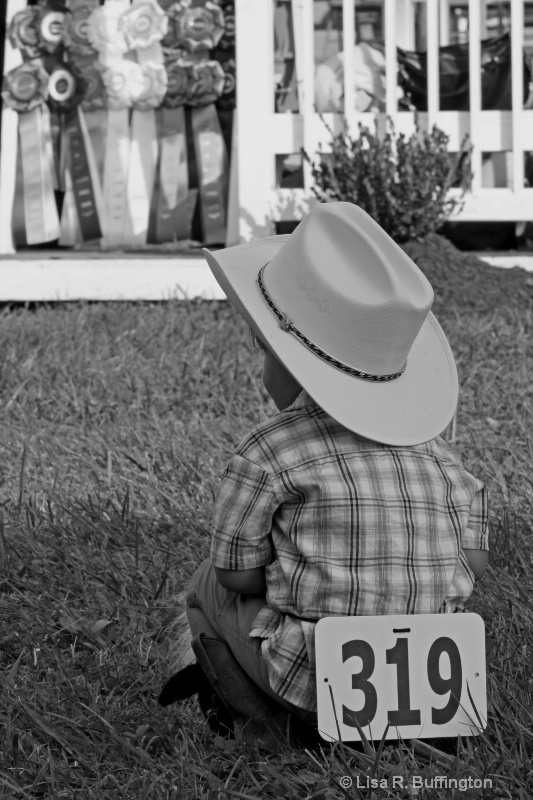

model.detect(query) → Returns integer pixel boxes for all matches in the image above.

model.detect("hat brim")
[203,235,458,446]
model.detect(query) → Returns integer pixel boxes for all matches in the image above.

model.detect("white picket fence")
[234,0,533,242]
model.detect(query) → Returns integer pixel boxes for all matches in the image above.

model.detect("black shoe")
[158,662,235,737]
[158,663,203,706]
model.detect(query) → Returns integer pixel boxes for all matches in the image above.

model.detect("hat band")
[257,264,406,383]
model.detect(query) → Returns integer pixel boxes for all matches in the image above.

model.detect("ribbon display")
[4,0,236,250]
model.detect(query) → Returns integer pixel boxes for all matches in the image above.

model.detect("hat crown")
[263,203,433,376]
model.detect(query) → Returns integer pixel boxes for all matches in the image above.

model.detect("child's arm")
[215,566,267,595]
[211,453,277,596]
[464,548,489,581]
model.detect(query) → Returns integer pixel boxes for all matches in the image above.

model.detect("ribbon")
[86,0,129,65]
[2,62,60,244]
[152,106,188,242]
[187,60,225,106]
[166,0,225,54]
[163,59,196,107]
[215,54,236,111]
[119,0,168,59]
[39,7,68,56]
[59,156,82,245]
[47,65,84,114]
[9,7,44,61]
[63,107,103,240]
[2,62,49,114]
[64,0,99,57]
[12,141,27,248]
[214,1,234,52]
[18,108,61,243]
[76,62,107,199]
[101,108,131,247]
[101,58,145,108]
[191,103,228,245]
[174,187,198,240]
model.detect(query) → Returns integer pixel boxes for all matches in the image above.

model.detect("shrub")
[305,117,472,242]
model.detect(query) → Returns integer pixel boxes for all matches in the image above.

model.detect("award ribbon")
[64,0,99,57]
[166,0,224,53]
[153,105,189,242]
[39,7,68,56]
[86,0,129,66]
[59,160,82,245]
[124,63,167,244]
[91,0,132,247]
[215,1,235,51]
[79,66,107,185]
[119,0,168,244]
[49,66,104,243]
[9,7,45,61]
[191,103,228,245]
[2,62,60,244]
[64,107,104,240]
[186,59,224,106]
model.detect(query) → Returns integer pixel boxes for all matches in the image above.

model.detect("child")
[159,202,489,741]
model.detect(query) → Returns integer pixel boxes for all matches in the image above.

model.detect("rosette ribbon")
[88,0,132,247]
[124,63,168,244]
[9,7,45,61]
[100,57,144,247]
[152,106,190,242]
[166,0,224,53]
[64,0,99,58]
[47,66,105,245]
[2,62,60,244]
[119,0,168,245]
[86,0,129,66]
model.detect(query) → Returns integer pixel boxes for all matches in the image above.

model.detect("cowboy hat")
[203,202,457,446]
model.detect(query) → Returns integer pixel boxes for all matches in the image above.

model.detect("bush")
[305,117,472,242]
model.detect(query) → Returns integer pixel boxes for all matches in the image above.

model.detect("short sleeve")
[462,478,489,551]
[210,453,278,570]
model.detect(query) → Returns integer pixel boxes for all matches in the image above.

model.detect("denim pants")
[186,559,313,719]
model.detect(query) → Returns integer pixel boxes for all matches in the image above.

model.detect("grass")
[0,235,532,799]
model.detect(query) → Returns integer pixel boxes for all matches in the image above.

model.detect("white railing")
[234,0,533,242]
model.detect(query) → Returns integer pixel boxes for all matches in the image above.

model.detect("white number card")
[315,614,487,742]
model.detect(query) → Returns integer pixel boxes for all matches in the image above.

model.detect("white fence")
[234,0,533,242]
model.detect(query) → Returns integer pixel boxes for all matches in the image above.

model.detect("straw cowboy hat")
[203,202,458,446]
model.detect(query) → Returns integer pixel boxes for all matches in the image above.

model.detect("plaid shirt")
[210,391,489,712]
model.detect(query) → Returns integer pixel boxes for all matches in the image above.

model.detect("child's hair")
[248,326,267,353]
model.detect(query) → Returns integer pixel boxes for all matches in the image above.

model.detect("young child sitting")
[159,202,489,743]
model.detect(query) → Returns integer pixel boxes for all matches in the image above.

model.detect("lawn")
[0,236,532,799]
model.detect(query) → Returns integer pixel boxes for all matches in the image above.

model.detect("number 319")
[342,636,462,728]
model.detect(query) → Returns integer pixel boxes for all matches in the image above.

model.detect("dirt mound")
[402,234,533,313]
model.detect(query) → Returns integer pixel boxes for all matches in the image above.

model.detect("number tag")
[315,614,487,742]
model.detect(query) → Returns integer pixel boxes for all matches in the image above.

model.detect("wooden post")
[468,0,482,195]
[426,0,440,127]
[0,0,26,254]
[234,0,275,240]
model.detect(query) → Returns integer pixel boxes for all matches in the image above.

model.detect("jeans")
[185,559,313,720]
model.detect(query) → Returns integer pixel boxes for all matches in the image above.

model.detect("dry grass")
[0,237,532,799]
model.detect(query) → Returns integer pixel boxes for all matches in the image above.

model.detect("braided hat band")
[257,264,406,383]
